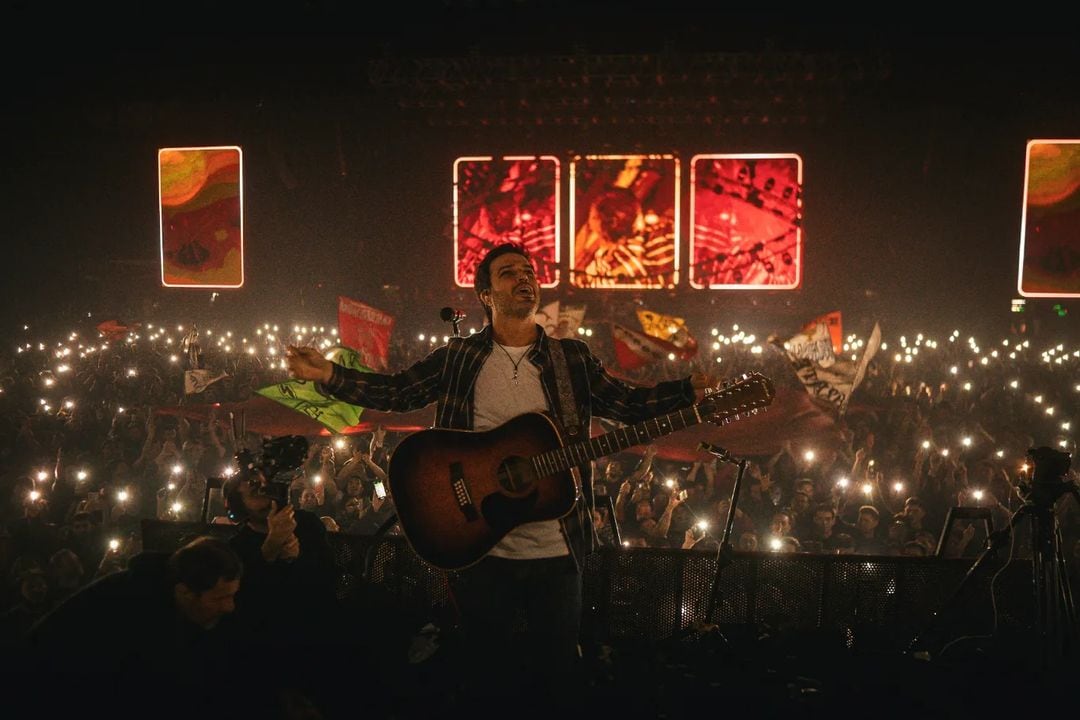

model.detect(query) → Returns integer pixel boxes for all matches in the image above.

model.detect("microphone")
[698,441,731,458]
[440,307,466,322]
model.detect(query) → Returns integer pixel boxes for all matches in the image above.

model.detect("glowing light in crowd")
[961,437,972,447]
[76,470,88,481]
[1010,380,1019,389]
[963,383,971,391]
[312,474,322,485]
[922,440,931,449]
[1064,422,1072,431]
[109,539,121,551]
[334,438,347,449]
[43,377,54,387]
[972,489,984,501]
[941,448,950,457]
[64,400,74,409]
[29,490,41,502]
[769,537,782,551]
[172,464,183,475]
[696,520,709,532]
[127,368,137,377]
[862,483,873,496]
[950,366,958,375]
[836,477,849,489]
[1034,395,1043,403]
[117,490,129,503]
[167,482,176,491]
[171,502,183,514]
[996,450,1005,458]
[893,482,904,493]
[803,450,815,462]
[36,470,48,481]
[1046,407,1055,416]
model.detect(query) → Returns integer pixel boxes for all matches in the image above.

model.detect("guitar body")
[388,412,579,570]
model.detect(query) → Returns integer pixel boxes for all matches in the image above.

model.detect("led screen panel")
[1018,140,1080,297]
[570,155,679,289]
[159,146,244,288]
[689,154,802,289]
[453,156,559,287]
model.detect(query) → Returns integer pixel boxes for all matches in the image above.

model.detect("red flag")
[337,296,395,371]
[96,319,140,340]
[612,323,693,370]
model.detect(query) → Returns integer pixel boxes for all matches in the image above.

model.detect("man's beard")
[493,292,539,319]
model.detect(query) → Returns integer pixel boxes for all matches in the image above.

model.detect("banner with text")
[338,296,395,371]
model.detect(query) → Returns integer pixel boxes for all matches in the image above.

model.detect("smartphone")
[678,489,688,501]
[373,481,387,499]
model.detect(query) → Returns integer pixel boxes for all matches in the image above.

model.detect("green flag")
[256,346,371,433]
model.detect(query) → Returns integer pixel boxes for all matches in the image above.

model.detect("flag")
[636,308,698,353]
[96,319,139,341]
[801,311,843,354]
[781,322,881,415]
[612,324,694,370]
[536,301,560,336]
[338,296,395,371]
[255,346,372,433]
[554,304,586,339]
[184,370,228,395]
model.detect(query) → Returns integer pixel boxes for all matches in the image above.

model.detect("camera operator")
[221,461,339,647]
[221,439,351,716]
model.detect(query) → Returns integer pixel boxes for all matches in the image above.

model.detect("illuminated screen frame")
[1017,139,1080,298]
[452,155,561,289]
[569,154,680,290]
[688,153,803,290]
[158,145,244,289]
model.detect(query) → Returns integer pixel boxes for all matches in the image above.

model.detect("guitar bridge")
[450,462,479,521]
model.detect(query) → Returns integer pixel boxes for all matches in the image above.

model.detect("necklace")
[493,341,533,382]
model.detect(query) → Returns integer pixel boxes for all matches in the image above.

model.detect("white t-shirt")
[472,341,569,559]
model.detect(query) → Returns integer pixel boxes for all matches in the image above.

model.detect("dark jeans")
[449,554,583,703]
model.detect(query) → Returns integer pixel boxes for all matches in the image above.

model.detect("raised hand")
[261,502,299,561]
[285,345,334,384]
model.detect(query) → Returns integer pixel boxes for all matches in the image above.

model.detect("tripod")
[913,448,1078,670]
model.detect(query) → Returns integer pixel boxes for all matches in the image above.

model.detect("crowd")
[1,309,1077,655]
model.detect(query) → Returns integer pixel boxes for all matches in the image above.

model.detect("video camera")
[225,435,310,522]
[1018,445,1074,507]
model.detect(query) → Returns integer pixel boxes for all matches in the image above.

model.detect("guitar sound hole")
[497,456,536,497]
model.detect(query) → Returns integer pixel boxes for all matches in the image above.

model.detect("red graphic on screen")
[572,156,677,289]
[159,147,243,287]
[690,156,802,289]
[455,157,558,286]
[1020,142,1080,296]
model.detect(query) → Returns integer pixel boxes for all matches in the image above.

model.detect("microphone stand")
[699,442,749,626]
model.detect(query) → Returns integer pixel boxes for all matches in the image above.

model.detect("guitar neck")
[534,405,704,476]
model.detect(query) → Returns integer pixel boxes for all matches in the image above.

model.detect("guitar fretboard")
[532,405,703,478]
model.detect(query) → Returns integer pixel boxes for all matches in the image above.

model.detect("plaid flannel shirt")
[321,324,695,567]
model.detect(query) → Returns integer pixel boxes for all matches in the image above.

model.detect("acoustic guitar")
[387,372,774,570]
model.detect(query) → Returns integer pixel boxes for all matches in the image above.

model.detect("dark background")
[3,2,1078,343]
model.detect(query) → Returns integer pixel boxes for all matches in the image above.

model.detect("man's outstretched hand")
[285,345,334,384]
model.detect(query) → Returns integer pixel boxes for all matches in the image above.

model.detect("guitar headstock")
[699,372,775,425]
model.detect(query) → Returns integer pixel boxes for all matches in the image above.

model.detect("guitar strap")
[547,337,582,437]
